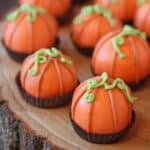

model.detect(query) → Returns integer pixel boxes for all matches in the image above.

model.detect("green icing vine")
[73,16,83,25]
[7,3,46,23]
[111,0,118,4]
[111,0,148,6]
[112,25,146,59]
[84,72,137,104]
[111,0,147,5]
[137,0,148,6]
[28,47,73,76]
[73,4,116,27]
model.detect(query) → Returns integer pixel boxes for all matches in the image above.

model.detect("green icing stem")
[28,47,73,76]
[84,72,137,104]
[137,0,147,6]
[111,0,118,4]
[112,25,146,59]
[111,0,147,6]
[73,4,116,27]
[73,16,83,25]
[7,3,46,23]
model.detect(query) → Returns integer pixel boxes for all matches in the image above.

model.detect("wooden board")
[0,9,150,150]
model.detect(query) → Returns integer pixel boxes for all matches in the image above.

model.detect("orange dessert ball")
[134,1,150,37]
[70,72,136,143]
[3,3,58,62]
[95,0,140,21]
[18,47,78,108]
[20,0,71,17]
[71,4,122,56]
[92,25,150,87]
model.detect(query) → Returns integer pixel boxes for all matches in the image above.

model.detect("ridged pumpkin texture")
[3,9,58,53]
[95,0,138,21]
[20,51,78,99]
[92,29,150,84]
[71,76,133,134]
[134,2,150,37]
[72,10,122,49]
[20,0,71,17]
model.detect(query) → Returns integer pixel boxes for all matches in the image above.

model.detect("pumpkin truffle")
[17,47,78,108]
[95,0,140,22]
[20,0,71,17]
[134,2,150,37]
[71,4,122,56]
[3,3,58,62]
[92,25,150,87]
[70,72,136,144]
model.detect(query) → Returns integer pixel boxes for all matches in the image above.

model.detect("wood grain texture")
[0,101,60,150]
[0,6,150,150]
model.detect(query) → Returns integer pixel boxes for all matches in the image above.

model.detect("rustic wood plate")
[0,5,150,150]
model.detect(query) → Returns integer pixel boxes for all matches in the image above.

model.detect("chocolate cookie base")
[123,20,133,26]
[147,37,150,44]
[57,16,69,25]
[57,4,74,25]
[75,44,93,57]
[2,38,60,63]
[16,72,74,108]
[57,11,74,25]
[71,38,93,57]
[91,66,149,91]
[72,0,87,4]
[70,111,135,144]
[128,78,149,91]
[2,39,32,63]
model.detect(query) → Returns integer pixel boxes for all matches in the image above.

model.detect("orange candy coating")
[71,76,133,134]
[95,0,138,21]
[3,12,58,54]
[134,2,150,37]
[92,29,150,84]
[71,13,122,49]
[20,51,78,99]
[20,0,71,17]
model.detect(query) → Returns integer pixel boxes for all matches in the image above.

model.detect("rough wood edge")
[0,100,63,150]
